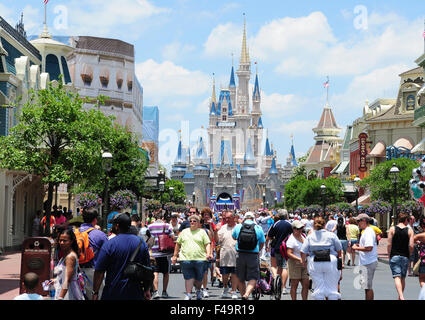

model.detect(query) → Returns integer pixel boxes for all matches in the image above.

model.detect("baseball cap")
[244,212,255,220]
[355,213,370,221]
[292,220,305,229]
[112,212,131,227]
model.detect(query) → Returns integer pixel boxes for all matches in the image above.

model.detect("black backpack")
[238,222,258,251]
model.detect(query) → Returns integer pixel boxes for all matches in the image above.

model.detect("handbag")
[123,239,154,290]
[158,224,175,253]
[313,249,331,262]
[413,258,422,275]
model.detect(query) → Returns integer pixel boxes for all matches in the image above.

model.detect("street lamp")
[192,191,196,206]
[263,192,266,210]
[354,176,361,215]
[389,163,400,229]
[320,184,327,216]
[102,151,113,231]
[169,186,174,203]
[274,196,278,208]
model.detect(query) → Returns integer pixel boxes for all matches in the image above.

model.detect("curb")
[378,257,389,265]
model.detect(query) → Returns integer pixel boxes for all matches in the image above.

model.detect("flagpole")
[326,76,329,105]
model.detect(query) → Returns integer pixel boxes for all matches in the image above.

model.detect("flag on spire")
[323,78,330,88]
[44,0,49,4]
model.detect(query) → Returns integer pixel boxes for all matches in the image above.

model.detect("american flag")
[44,0,49,4]
[323,79,329,88]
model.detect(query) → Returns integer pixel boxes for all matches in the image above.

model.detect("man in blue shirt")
[93,213,151,300]
[232,212,265,300]
[266,210,293,295]
[79,208,108,299]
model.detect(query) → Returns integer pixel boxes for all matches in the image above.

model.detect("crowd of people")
[16,204,425,300]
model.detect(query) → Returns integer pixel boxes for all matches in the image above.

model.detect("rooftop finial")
[240,13,250,64]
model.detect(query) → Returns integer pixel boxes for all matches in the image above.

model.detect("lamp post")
[354,176,361,215]
[389,163,400,229]
[169,186,174,203]
[192,191,196,207]
[102,151,113,231]
[263,192,266,210]
[320,184,327,217]
[274,197,278,208]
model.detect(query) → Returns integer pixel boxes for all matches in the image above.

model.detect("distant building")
[302,102,342,179]
[142,106,159,176]
[170,17,286,211]
[66,35,143,143]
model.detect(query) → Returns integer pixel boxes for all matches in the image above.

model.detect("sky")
[2,0,425,171]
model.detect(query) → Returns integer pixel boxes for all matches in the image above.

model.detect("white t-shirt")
[286,234,305,258]
[14,293,44,300]
[358,226,378,266]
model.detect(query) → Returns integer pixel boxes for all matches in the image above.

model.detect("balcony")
[413,105,425,127]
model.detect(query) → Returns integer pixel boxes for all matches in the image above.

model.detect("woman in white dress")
[300,216,342,300]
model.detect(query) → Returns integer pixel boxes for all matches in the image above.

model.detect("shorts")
[363,261,378,290]
[287,259,309,280]
[181,260,208,282]
[154,256,171,274]
[219,266,236,275]
[419,263,425,275]
[349,239,358,247]
[236,252,260,282]
[339,240,348,253]
[275,251,288,269]
[389,255,409,278]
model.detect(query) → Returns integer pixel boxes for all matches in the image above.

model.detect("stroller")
[253,261,281,300]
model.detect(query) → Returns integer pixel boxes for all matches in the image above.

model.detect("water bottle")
[49,284,55,300]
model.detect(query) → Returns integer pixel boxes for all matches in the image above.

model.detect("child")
[14,272,44,300]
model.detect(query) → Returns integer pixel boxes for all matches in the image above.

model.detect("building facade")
[302,102,342,179]
[170,19,286,210]
[0,15,58,250]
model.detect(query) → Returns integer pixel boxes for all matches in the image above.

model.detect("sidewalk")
[377,237,389,264]
[0,251,21,300]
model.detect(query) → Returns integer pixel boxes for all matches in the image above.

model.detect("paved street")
[155,260,422,301]
[1,237,422,301]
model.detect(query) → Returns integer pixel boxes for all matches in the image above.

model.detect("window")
[45,54,61,81]
[61,56,71,84]
[222,115,227,121]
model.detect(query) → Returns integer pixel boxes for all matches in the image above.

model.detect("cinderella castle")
[171,17,297,211]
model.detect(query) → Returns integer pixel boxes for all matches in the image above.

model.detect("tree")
[360,158,419,203]
[155,179,186,205]
[284,176,344,210]
[0,80,147,234]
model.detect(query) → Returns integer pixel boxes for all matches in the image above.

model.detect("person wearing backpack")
[266,210,292,295]
[77,208,108,300]
[232,212,265,300]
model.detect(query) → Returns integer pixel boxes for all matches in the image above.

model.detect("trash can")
[19,237,54,296]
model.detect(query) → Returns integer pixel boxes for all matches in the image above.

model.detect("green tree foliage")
[360,158,419,203]
[284,176,344,210]
[0,80,147,232]
[155,179,186,205]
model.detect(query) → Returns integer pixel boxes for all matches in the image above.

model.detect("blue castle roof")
[229,66,236,88]
[217,89,233,116]
[269,157,278,174]
[253,73,260,100]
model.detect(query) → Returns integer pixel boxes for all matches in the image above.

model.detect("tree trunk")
[44,182,54,237]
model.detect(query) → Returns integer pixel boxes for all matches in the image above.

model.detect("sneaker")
[282,288,288,295]
[196,290,203,300]
[161,291,169,299]
[184,293,192,300]
[202,288,209,298]
[152,291,160,299]
[231,292,239,300]
[221,288,229,299]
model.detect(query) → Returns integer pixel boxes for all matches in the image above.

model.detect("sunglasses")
[190,220,198,223]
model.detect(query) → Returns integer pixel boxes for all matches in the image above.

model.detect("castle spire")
[240,13,250,65]
[210,73,217,115]
[253,62,260,101]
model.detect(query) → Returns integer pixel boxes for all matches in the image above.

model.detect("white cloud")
[271,120,318,136]
[203,22,242,58]
[203,11,423,79]
[35,0,170,37]
[135,59,210,100]
[162,42,196,61]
